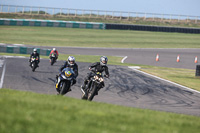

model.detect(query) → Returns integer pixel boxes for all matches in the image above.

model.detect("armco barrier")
[0,45,51,56]
[0,18,105,29]
[105,23,200,34]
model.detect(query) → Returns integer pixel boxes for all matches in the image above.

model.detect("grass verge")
[140,66,200,92]
[0,52,122,66]
[0,88,200,133]
[0,26,200,48]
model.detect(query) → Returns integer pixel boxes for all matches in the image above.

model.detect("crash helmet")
[68,56,75,66]
[53,48,56,51]
[100,56,108,66]
[33,48,37,54]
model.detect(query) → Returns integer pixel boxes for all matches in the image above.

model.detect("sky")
[0,0,200,16]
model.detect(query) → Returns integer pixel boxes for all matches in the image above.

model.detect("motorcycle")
[81,72,106,101]
[56,67,75,95]
[30,57,39,72]
[50,53,57,66]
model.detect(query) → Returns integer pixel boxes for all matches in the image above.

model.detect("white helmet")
[68,56,75,66]
[53,48,56,51]
[100,56,108,66]
[33,48,37,52]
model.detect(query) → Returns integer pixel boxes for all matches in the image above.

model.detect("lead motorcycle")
[56,67,75,95]
[50,53,57,66]
[81,72,107,101]
[30,57,39,72]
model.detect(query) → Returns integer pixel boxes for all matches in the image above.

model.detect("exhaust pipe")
[81,88,85,95]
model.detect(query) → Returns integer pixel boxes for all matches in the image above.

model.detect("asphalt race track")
[1,57,200,116]
[2,44,200,69]
[40,46,200,69]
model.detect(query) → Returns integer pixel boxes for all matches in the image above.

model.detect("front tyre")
[51,58,55,65]
[60,81,70,95]
[88,83,97,101]
[32,62,36,72]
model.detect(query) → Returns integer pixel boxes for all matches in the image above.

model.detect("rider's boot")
[55,75,59,89]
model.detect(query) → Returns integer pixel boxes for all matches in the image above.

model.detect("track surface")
[40,46,200,69]
[1,57,200,116]
[2,44,200,69]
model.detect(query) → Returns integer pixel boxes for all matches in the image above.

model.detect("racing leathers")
[29,52,40,66]
[82,62,109,91]
[49,50,59,60]
[55,61,78,89]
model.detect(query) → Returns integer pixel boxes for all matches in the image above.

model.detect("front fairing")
[51,53,57,58]
[31,56,39,62]
[59,67,74,81]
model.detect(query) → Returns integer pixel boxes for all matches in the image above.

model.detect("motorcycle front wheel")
[88,82,97,101]
[51,58,55,65]
[60,81,70,95]
[32,62,36,72]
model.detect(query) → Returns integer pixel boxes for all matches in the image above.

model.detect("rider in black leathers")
[81,56,109,93]
[29,48,40,67]
[55,56,78,90]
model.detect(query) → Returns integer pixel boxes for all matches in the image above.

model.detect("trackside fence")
[0,5,200,24]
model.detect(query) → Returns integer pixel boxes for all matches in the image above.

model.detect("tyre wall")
[105,23,200,34]
[0,45,51,56]
[0,18,105,29]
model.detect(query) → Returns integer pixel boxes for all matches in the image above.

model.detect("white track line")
[128,66,200,94]
[121,56,128,63]
[0,60,6,89]
[1,56,26,58]
[13,44,25,46]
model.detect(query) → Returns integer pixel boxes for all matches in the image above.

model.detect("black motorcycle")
[50,53,57,66]
[81,72,106,101]
[30,57,39,72]
[56,67,74,95]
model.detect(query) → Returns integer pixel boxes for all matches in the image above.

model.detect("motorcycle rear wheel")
[81,94,87,100]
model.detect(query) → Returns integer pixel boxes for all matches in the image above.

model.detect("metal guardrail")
[0,5,200,24]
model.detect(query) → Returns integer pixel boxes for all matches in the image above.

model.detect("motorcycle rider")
[55,56,78,91]
[49,48,59,62]
[29,48,40,67]
[81,56,109,94]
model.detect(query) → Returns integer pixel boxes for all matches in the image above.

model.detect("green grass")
[140,66,200,92]
[0,89,200,133]
[1,26,200,48]
[0,52,122,65]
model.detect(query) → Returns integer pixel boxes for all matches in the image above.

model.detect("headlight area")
[94,76,104,82]
[61,74,67,79]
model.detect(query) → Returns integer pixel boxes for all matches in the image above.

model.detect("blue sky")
[1,0,199,16]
